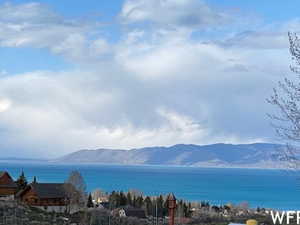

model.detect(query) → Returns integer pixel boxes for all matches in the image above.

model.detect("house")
[94,196,109,204]
[115,206,146,219]
[17,183,70,213]
[0,171,17,200]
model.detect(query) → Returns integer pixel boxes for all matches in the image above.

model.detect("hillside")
[54,143,295,169]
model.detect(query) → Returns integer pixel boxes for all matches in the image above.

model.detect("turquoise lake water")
[1,162,300,210]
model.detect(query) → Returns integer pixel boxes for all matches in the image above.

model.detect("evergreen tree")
[257,207,261,212]
[120,191,127,206]
[87,193,94,208]
[132,196,137,207]
[109,191,117,209]
[136,196,144,208]
[183,202,188,217]
[126,192,133,206]
[163,197,169,217]
[144,196,153,216]
[187,202,192,217]
[157,195,164,217]
[116,192,121,208]
[176,200,184,218]
[16,171,27,191]
[109,191,121,209]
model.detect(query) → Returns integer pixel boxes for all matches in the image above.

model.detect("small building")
[18,183,70,213]
[115,206,146,219]
[94,196,109,204]
[0,171,17,200]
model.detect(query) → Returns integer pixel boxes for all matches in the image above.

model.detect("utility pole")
[108,201,111,225]
[156,200,158,225]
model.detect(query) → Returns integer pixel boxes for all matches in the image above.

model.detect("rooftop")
[19,183,70,199]
[0,171,17,188]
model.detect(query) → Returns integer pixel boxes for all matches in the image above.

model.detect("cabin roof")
[0,171,10,179]
[32,183,68,198]
[20,183,69,199]
[0,171,17,188]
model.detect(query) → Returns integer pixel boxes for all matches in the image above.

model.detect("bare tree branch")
[268,32,300,168]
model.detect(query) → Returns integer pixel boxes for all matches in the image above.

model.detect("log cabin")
[18,183,70,212]
[0,171,17,200]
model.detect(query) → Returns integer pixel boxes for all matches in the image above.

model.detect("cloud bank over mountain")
[0,0,297,157]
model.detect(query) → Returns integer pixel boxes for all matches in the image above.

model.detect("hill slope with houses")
[55,143,294,169]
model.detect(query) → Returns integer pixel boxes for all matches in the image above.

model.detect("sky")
[0,0,299,158]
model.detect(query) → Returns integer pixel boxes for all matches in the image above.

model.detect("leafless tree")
[268,32,300,169]
[92,188,104,197]
[64,170,87,212]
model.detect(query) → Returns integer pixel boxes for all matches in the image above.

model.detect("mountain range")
[54,143,295,169]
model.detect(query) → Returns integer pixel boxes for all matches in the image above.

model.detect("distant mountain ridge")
[54,143,294,169]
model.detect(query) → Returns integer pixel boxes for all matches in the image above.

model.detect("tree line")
[101,190,193,218]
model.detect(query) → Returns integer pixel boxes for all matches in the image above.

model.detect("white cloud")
[0,2,110,63]
[0,70,211,157]
[0,1,294,157]
[0,98,11,112]
[0,66,266,158]
[120,0,232,29]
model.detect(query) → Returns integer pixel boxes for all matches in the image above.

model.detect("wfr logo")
[270,211,300,224]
